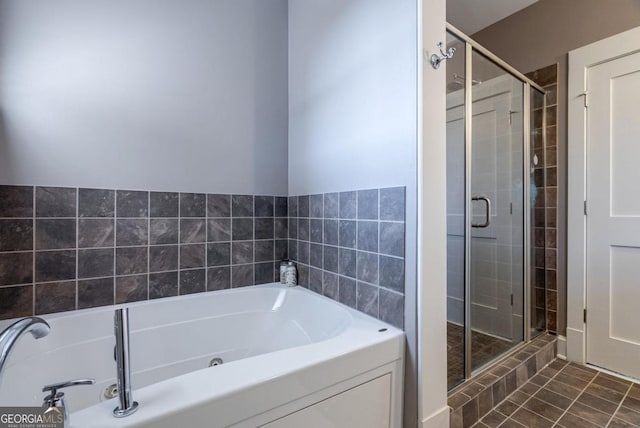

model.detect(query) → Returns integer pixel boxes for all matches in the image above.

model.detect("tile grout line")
[336,194,342,299]
[110,191,117,305]
[603,381,633,427]
[250,196,255,287]
[321,196,325,296]
[377,189,380,318]
[148,192,153,300]
[545,362,599,426]
[32,187,37,315]
[294,265,405,296]
[0,235,405,255]
[114,191,124,301]
[355,192,359,311]
[492,348,565,427]
[148,192,153,299]
[204,194,209,292]
[549,373,595,426]
[74,188,80,309]
[550,368,631,427]
[176,196,183,296]
[541,367,585,427]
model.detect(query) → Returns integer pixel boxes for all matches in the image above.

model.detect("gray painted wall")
[287,1,418,426]
[471,0,640,336]
[288,0,417,196]
[0,0,289,195]
[471,0,640,76]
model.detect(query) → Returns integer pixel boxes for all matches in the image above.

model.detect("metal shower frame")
[446,22,547,383]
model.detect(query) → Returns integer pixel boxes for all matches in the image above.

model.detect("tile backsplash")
[0,186,288,319]
[287,187,406,329]
[0,185,406,330]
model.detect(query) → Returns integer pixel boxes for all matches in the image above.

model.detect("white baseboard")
[556,335,567,360]
[421,405,450,428]
[566,327,585,363]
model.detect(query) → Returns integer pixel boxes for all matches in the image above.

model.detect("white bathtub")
[0,283,405,427]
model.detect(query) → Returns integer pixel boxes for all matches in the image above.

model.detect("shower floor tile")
[448,322,515,389]
[473,360,639,427]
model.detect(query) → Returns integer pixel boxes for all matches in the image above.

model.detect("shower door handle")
[471,196,491,228]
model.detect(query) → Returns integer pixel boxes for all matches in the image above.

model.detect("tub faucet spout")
[0,317,50,387]
[113,308,139,417]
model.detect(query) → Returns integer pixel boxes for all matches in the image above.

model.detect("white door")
[585,49,640,378]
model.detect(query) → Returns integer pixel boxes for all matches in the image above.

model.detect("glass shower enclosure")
[445,24,547,390]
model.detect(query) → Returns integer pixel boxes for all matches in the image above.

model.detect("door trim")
[417,0,449,425]
[567,25,640,365]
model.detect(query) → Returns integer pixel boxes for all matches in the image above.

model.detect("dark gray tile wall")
[288,187,406,329]
[0,184,406,331]
[527,63,560,335]
[0,186,288,319]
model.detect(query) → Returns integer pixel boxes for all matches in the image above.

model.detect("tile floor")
[448,322,515,389]
[473,359,640,427]
[449,334,557,426]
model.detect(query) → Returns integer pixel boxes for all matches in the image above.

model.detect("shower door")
[446,27,535,389]
[469,52,525,371]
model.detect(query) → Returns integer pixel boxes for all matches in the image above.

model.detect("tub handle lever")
[42,378,95,424]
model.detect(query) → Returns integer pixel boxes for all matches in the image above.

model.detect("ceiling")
[447,0,539,35]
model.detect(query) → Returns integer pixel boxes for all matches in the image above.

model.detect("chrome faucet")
[0,317,50,387]
[113,308,138,417]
